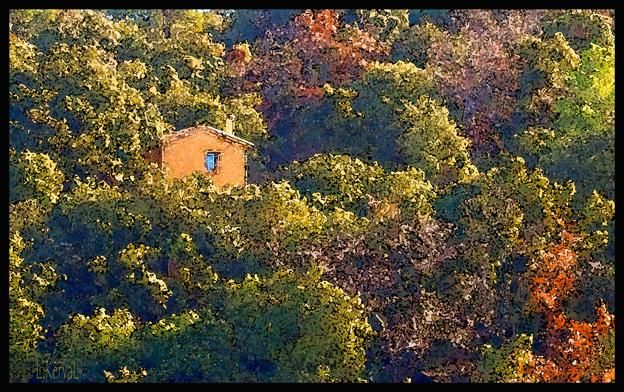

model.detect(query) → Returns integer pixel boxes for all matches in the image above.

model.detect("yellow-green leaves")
[55,307,138,379]
[225,269,373,382]
[223,93,268,141]
[104,367,148,383]
[283,153,437,223]
[361,60,434,103]
[168,233,218,292]
[518,39,615,201]
[248,181,328,251]
[118,59,148,80]
[9,31,38,74]
[391,21,445,67]
[10,9,265,186]
[285,154,385,213]
[10,150,65,208]
[453,155,576,272]
[517,32,580,89]
[542,10,614,52]
[515,127,556,155]
[577,191,615,252]
[148,310,201,337]
[9,216,59,382]
[59,308,137,350]
[398,95,472,186]
[118,243,171,306]
[475,334,534,382]
[88,255,109,274]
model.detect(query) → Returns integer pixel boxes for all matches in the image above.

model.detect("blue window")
[205,152,219,172]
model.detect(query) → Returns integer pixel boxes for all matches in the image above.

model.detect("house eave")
[161,125,255,149]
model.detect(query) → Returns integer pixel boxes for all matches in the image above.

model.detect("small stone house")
[146,122,254,188]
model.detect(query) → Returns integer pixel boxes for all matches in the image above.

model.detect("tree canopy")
[9,9,614,383]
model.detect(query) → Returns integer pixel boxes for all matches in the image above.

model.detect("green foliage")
[104,367,148,383]
[543,44,613,200]
[542,10,614,52]
[10,150,65,207]
[223,268,373,382]
[377,167,436,217]
[8,9,615,384]
[9,9,266,184]
[236,182,328,256]
[49,269,372,382]
[135,309,236,382]
[9,195,62,382]
[398,96,474,185]
[9,232,47,382]
[391,21,445,67]
[168,233,218,293]
[516,42,614,201]
[297,60,436,166]
[283,154,385,214]
[455,156,576,267]
[355,60,435,106]
[282,153,436,219]
[355,9,410,44]
[316,60,477,189]
[118,244,171,307]
[517,32,580,90]
[54,308,138,381]
[474,335,534,382]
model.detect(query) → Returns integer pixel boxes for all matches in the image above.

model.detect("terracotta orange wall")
[161,132,248,188]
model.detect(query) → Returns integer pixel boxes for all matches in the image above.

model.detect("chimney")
[225,114,236,134]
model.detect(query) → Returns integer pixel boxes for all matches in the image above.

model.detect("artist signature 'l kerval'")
[35,359,81,380]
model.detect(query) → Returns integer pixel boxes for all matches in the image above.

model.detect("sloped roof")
[161,125,255,149]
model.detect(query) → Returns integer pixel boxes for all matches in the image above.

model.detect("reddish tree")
[521,230,615,383]
[244,10,388,118]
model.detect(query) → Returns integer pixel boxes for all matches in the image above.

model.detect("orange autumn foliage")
[530,230,578,312]
[247,10,388,107]
[520,230,615,383]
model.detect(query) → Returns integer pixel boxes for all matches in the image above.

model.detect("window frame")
[204,151,220,174]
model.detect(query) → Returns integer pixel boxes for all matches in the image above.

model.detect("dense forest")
[9,9,615,383]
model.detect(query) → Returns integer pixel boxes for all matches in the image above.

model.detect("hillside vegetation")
[9,9,614,383]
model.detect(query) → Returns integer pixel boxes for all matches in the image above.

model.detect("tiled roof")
[161,125,255,148]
